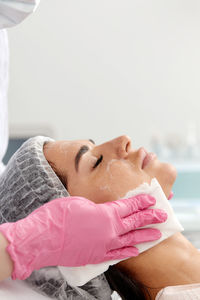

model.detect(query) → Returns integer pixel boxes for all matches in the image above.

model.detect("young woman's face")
[44,135,176,203]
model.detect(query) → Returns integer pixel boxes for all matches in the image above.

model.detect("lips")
[138,147,156,169]
[142,152,157,169]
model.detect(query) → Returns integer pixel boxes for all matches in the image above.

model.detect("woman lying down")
[0,135,200,300]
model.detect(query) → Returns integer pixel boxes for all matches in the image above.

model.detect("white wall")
[7,0,200,149]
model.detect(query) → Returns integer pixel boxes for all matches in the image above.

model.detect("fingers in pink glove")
[121,209,168,234]
[104,246,139,261]
[104,229,162,261]
[118,228,161,248]
[110,194,156,218]
[168,191,174,200]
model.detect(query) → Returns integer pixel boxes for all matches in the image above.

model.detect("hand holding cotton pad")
[58,178,184,286]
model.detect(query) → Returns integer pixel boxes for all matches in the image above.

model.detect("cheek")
[83,163,152,203]
[68,161,171,204]
[67,178,115,203]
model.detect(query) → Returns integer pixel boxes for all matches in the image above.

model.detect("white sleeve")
[0,0,40,29]
[0,29,9,175]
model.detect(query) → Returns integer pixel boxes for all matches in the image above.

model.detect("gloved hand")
[0,195,167,280]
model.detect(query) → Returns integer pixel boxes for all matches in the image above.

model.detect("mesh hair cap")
[0,136,112,300]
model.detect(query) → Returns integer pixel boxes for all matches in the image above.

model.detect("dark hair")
[105,265,151,300]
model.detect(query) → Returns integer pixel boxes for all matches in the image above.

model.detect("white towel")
[59,178,184,287]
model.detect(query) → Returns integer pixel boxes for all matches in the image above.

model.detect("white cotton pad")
[58,178,184,287]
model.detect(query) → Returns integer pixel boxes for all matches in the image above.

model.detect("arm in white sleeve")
[0,232,13,281]
[0,0,40,29]
[0,29,9,174]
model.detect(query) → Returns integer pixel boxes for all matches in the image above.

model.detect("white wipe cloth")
[59,178,184,287]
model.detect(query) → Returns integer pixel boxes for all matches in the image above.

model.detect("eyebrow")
[75,139,95,172]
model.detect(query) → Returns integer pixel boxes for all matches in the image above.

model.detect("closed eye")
[93,155,103,169]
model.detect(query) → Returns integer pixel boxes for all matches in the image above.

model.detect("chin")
[148,160,177,197]
[156,162,177,198]
[165,162,177,184]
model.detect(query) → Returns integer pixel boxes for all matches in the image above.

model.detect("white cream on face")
[107,159,135,171]
[106,159,118,173]
[95,159,136,199]
[106,158,135,177]
[98,184,121,199]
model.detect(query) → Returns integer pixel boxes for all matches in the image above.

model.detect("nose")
[114,135,132,158]
[96,135,132,159]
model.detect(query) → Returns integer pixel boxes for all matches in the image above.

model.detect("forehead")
[45,140,93,158]
[56,139,92,151]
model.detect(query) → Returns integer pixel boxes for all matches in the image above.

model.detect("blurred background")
[3,0,200,246]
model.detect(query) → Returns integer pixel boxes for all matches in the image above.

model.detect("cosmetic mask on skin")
[58,178,184,287]
[0,0,40,29]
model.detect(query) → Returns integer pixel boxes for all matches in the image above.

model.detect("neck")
[117,233,200,299]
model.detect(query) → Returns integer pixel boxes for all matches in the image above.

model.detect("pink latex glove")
[168,191,174,200]
[0,195,167,280]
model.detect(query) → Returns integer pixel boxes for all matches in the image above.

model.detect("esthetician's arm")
[0,195,167,281]
[0,192,172,281]
[0,232,13,281]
